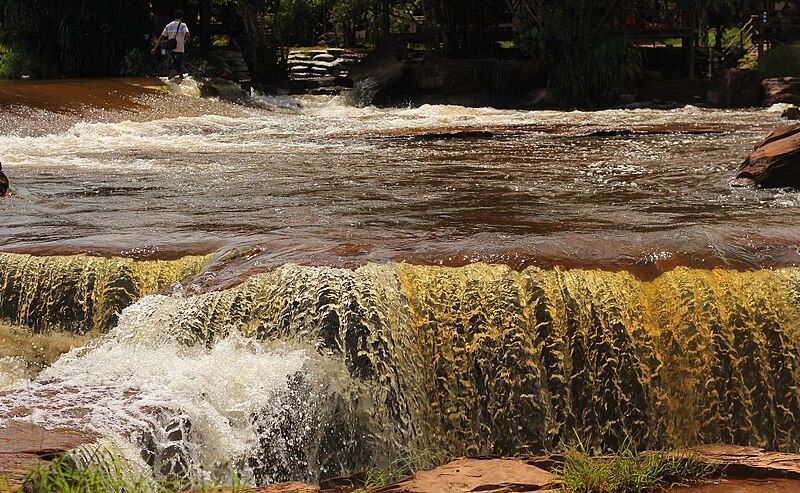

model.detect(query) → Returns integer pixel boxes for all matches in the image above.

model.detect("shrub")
[756,44,800,78]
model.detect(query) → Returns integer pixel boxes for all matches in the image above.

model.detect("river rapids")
[0,78,799,486]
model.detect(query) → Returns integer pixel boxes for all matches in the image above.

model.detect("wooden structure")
[618,1,701,78]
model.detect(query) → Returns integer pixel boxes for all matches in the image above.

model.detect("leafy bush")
[0,0,151,78]
[756,44,800,78]
[0,44,26,78]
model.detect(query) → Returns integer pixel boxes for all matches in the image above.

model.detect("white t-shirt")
[162,21,189,53]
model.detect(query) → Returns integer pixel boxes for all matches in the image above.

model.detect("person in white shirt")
[152,10,191,80]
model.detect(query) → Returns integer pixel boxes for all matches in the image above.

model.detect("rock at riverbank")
[690,444,800,479]
[736,124,800,188]
[708,68,763,108]
[763,77,800,106]
[371,457,558,493]
[0,421,97,488]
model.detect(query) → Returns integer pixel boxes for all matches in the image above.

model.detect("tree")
[0,0,151,77]
[507,0,641,106]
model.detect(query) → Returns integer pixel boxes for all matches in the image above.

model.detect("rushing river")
[0,78,799,486]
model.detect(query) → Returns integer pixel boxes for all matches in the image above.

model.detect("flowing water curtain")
[117,263,800,459]
[0,253,209,333]
[0,0,152,77]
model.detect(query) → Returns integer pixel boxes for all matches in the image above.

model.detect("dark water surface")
[1,78,798,282]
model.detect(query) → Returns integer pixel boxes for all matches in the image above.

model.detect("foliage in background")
[0,43,26,78]
[555,437,713,493]
[508,0,641,106]
[0,0,151,78]
[756,44,800,78]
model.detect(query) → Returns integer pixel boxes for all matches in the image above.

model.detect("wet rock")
[372,457,558,493]
[346,42,407,106]
[763,77,800,106]
[0,422,97,487]
[708,68,763,108]
[736,124,800,188]
[782,106,800,120]
[690,444,800,479]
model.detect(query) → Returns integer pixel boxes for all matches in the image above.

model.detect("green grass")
[352,450,441,493]
[756,44,800,78]
[20,448,246,493]
[554,439,713,493]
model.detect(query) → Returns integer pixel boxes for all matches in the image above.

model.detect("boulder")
[782,106,800,120]
[707,68,763,108]
[689,444,800,479]
[346,42,407,106]
[763,77,800,106]
[736,124,800,188]
[372,458,558,493]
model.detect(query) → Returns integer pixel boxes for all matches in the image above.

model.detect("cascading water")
[3,79,800,487]
[1,256,799,485]
[0,253,209,333]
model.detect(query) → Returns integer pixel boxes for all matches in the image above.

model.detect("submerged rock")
[736,124,800,188]
[763,77,800,106]
[372,458,558,493]
[783,106,800,120]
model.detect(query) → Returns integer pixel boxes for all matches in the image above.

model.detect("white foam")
[0,294,327,483]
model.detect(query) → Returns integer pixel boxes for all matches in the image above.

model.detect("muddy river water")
[1,78,798,281]
[1,78,800,487]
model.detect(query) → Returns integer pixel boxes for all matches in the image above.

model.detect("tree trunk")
[233,0,286,84]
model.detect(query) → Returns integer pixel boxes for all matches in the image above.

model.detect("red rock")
[762,77,800,106]
[708,68,763,108]
[690,444,800,479]
[371,457,557,493]
[0,421,97,489]
[736,124,800,188]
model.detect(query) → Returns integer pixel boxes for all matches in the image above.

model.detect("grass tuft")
[352,450,441,493]
[554,437,713,493]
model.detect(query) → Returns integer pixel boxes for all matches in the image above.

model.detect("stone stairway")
[288,48,367,94]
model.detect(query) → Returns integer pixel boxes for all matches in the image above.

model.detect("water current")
[0,78,799,486]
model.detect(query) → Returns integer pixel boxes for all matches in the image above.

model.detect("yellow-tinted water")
[63,261,797,457]
[0,252,209,332]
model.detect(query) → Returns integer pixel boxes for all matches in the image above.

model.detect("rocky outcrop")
[690,444,800,479]
[707,68,763,108]
[288,48,367,91]
[782,106,800,120]
[736,124,800,188]
[0,422,97,488]
[372,458,558,493]
[346,42,408,106]
[763,77,800,106]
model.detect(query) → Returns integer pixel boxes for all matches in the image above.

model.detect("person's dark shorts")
[171,52,185,73]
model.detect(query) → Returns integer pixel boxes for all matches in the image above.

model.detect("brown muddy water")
[1,78,798,281]
[1,78,800,488]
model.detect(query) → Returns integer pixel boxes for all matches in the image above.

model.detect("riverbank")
[2,422,800,493]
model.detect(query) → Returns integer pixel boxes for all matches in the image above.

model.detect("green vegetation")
[756,44,800,78]
[0,0,151,78]
[20,448,245,493]
[352,450,441,493]
[509,0,642,106]
[555,439,713,493]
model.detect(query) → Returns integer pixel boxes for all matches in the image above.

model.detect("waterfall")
[2,256,799,484]
[0,253,209,333]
